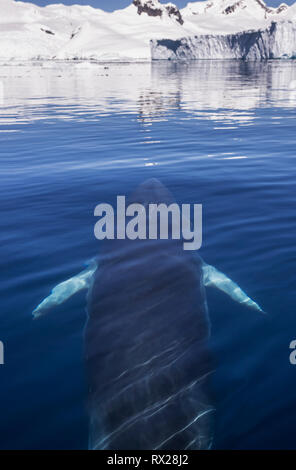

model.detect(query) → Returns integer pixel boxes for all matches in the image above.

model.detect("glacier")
[151,21,296,60]
[0,0,296,61]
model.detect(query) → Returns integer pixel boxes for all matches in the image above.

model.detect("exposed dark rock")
[165,5,184,25]
[276,3,288,13]
[133,0,163,18]
[40,28,55,35]
[133,0,184,25]
[222,0,288,16]
[223,1,244,15]
[70,26,81,40]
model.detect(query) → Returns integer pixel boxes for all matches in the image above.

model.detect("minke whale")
[33,179,264,450]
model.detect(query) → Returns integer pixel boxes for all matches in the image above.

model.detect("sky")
[18,0,295,10]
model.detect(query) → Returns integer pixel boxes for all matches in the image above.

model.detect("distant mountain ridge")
[0,0,295,60]
[182,0,289,16]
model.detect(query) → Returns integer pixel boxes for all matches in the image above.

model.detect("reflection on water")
[0,61,296,127]
[0,60,296,449]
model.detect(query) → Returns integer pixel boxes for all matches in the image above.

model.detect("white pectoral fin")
[32,259,97,319]
[202,263,264,313]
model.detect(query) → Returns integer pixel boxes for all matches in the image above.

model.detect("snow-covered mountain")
[181,0,294,33]
[0,0,295,61]
[182,0,289,18]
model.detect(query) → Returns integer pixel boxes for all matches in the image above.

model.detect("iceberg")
[151,21,296,60]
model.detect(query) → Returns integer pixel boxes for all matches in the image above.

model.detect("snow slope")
[0,0,295,61]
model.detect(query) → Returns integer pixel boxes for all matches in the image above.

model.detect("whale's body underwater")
[33,179,263,450]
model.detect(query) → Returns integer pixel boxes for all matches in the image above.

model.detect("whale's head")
[128,178,175,207]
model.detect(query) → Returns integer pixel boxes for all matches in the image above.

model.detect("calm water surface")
[0,61,296,449]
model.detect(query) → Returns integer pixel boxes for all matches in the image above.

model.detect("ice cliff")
[151,21,296,60]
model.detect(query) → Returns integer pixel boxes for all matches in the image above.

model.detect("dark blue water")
[0,60,296,449]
